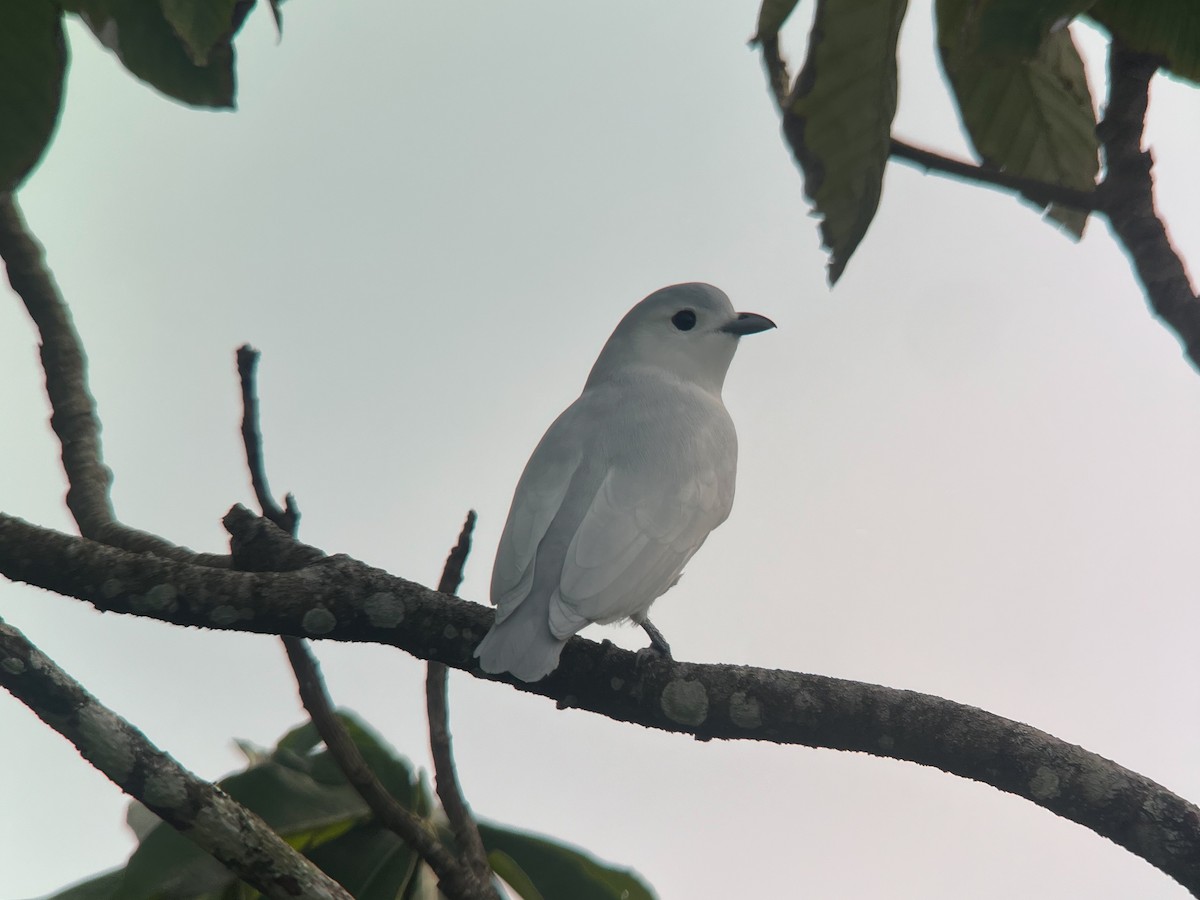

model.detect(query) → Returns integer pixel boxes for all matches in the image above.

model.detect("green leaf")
[306,824,421,900]
[1088,0,1200,84]
[479,822,656,900]
[754,0,804,41]
[0,0,67,192]
[159,0,242,66]
[41,868,124,900]
[67,0,237,108]
[937,0,1099,236]
[976,0,1098,56]
[489,850,546,900]
[782,0,909,283]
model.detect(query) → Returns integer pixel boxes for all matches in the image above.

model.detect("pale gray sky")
[3,2,1200,898]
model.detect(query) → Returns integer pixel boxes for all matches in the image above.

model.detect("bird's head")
[585,283,775,395]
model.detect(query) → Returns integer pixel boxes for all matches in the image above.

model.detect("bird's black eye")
[671,309,697,331]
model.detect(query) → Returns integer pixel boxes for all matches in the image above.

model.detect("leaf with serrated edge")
[937,0,1099,237]
[783,0,909,283]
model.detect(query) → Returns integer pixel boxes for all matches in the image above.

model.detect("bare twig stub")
[5,508,1200,895]
[1098,42,1200,371]
[0,617,354,900]
[236,344,300,535]
[427,512,493,891]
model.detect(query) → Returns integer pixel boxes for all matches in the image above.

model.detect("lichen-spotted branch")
[3,508,1200,894]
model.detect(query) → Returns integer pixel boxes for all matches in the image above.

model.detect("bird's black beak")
[721,312,777,336]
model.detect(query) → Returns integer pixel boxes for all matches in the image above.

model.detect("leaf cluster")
[0,0,281,192]
[44,713,653,900]
[755,0,1200,281]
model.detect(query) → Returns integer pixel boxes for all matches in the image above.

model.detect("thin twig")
[236,345,300,534]
[426,512,493,890]
[889,138,1100,211]
[234,350,490,897]
[1097,42,1200,371]
[0,616,352,900]
[0,192,227,565]
[284,638,493,900]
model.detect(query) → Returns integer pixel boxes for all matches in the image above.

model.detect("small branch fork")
[0,197,340,896]
[235,348,496,899]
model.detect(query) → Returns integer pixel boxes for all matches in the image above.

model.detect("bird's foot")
[639,618,673,661]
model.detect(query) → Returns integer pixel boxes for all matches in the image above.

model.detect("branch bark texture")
[3,508,1199,895]
[0,617,353,900]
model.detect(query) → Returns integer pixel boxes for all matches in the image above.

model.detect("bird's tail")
[475,599,568,683]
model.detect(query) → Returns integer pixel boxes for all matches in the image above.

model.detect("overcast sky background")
[3,1,1200,897]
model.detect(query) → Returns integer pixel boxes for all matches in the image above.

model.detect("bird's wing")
[489,407,585,625]
[548,456,732,638]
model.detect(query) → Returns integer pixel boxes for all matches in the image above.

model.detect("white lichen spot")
[364,592,405,628]
[302,607,337,634]
[660,679,709,727]
[143,769,189,811]
[77,706,135,783]
[443,624,459,640]
[729,691,762,729]
[210,605,242,626]
[1029,766,1061,800]
[142,583,178,612]
[1,657,26,675]
[101,579,124,600]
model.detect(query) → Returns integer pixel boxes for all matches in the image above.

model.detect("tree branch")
[0,192,227,565]
[1097,42,1200,371]
[0,616,353,900]
[889,138,1100,211]
[427,511,493,892]
[3,508,1199,895]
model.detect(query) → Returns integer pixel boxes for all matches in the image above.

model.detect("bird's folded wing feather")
[548,462,729,638]
[489,413,584,625]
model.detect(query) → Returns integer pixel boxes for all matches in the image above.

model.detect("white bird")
[474,283,775,682]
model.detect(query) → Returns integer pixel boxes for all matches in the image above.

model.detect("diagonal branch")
[3,508,1200,896]
[426,511,493,892]
[1098,42,1200,372]
[0,192,227,565]
[889,138,1100,211]
[0,616,353,900]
